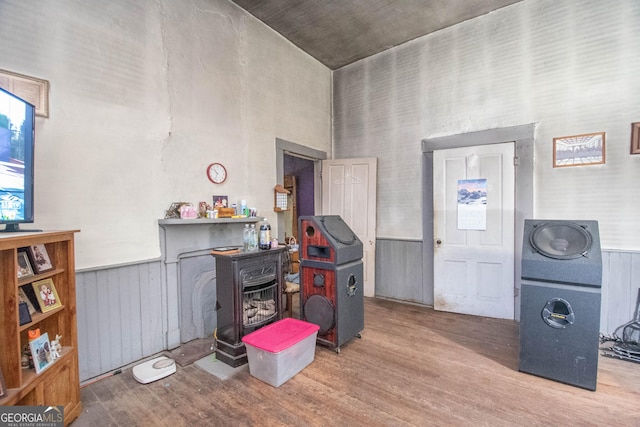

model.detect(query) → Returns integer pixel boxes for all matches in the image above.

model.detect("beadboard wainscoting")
[76,254,220,383]
[601,250,640,337]
[376,239,426,304]
[76,259,164,382]
[76,245,639,382]
[375,240,640,335]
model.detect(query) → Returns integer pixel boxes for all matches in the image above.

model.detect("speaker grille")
[530,221,592,259]
[319,216,357,245]
[304,295,335,334]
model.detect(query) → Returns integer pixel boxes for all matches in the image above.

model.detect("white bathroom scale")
[133,356,176,384]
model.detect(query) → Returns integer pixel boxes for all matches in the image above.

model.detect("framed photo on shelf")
[29,332,53,374]
[213,195,229,209]
[18,287,38,315]
[553,132,605,168]
[631,122,640,155]
[18,301,32,326]
[27,244,54,274]
[17,250,35,279]
[31,278,62,313]
[20,284,41,313]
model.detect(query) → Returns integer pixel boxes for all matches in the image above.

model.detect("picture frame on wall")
[17,250,35,279]
[553,132,605,168]
[31,278,62,313]
[0,68,50,118]
[631,122,640,155]
[27,244,54,274]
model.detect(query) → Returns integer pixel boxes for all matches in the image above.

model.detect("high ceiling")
[231,0,524,70]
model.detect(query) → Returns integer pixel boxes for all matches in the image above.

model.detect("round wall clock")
[207,163,227,184]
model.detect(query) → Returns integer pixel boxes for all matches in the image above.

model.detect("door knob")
[434,238,442,248]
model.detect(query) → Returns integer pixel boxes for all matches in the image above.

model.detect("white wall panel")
[334,0,640,251]
[0,0,331,269]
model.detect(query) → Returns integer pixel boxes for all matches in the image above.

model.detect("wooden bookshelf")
[0,231,81,426]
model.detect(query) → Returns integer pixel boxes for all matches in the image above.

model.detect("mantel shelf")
[158,218,259,226]
[158,216,259,348]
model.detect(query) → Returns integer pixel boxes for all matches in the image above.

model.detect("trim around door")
[276,138,327,240]
[421,124,535,320]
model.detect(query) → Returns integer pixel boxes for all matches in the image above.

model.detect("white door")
[433,143,515,319]
[322,158,377,297]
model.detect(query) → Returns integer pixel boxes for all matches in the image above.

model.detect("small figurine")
[50,334,63,359]
[53,334,62,352]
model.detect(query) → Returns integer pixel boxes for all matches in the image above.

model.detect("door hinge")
[513,156,520,166]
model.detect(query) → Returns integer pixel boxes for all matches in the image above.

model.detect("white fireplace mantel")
[158,217,259,349]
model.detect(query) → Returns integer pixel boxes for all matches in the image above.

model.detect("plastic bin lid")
[242,318,319,353]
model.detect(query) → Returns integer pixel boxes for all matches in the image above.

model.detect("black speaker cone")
[530,221,593,260]
[304,295,335,334]
[320,216,356,245]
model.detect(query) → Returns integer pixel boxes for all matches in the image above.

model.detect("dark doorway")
[275,137,326,243]
[283,154,315,243]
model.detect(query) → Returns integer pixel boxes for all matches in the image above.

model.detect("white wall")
[0,0,331,269]
[334,0,640,251]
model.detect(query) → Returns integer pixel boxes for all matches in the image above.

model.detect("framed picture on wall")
[631,122,640,155]
[0,68,50,118]
[553,132,605,168]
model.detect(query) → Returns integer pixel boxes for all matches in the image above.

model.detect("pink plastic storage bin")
[241,318,319,387]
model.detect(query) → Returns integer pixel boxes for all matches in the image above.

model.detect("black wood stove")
[211,247,286,367]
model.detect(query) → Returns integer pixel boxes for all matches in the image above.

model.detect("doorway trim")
[421,124,535,320]
[276,138,327,241]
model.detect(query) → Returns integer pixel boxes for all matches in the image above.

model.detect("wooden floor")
[71,297,640,426]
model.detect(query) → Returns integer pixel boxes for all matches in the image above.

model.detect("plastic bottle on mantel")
[259,217,271,250]
[248,224,258,252]
[242,224,250,252]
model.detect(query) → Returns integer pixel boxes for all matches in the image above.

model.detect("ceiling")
[230,0,524,70]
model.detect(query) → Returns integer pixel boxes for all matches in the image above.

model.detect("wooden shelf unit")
[0,230,81,426]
